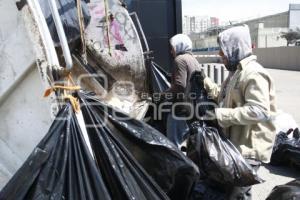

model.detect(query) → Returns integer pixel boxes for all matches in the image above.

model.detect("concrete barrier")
[254,47,300,71]
[194,47,300,71]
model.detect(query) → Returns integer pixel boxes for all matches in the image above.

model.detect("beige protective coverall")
[204,26,277,163]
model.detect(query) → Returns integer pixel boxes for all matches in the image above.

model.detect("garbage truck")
[0,0,182,190]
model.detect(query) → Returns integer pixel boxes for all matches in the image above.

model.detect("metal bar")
[129,12,150,52]
[48,0,73,70]
[201,64,205,74]
[29,0,60,67]
[174,0,182,33]
[76,0,87,64]
[214,65,218,84]
[27,0,62,115]
[221,66,225,83]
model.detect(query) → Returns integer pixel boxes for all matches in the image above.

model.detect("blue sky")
[182,0,300,22]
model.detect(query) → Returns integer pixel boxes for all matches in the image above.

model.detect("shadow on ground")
[263,164,300,179]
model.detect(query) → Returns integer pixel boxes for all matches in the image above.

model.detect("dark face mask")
[225,62,238,72]
[224,49,240,72]
[220,54,238,72]
[225,51,253,72]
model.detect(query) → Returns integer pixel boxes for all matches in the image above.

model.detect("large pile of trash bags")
[3,0,300,199]
[1,64,300,199]
[0,67,263,200]
[0,92,198,200]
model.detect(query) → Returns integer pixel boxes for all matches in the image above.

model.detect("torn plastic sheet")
[0,103,169,200]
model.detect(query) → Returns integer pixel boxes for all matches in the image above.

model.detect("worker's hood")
[218,25,252,71]
[170,34,192,56]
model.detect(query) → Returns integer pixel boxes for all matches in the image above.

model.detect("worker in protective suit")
[200,25,277,199]
[163,34,201,147]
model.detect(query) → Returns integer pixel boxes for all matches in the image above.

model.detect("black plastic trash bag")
[145,61,171,134]
[146,61,189,146]
[0,103,169,200]
[79,92,199,200]
[266,179,300,200]
[270,128,300,169]
[39,0,91,46]
[187,71,217,121]
[187,121,263,187]
[186,71,263,187]
[166,113,189,148]
[190,180,226,200]
[148,61,171,94]
[0,104,111,200]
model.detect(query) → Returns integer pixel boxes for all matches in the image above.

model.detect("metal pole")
[129,12,150,52]
[48,0,73,70]
[221,66,225,83]
[214,65,218,84]
[207,64,211,78]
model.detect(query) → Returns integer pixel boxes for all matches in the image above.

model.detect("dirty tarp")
[0,103,169,200]
[266,179,300,200]
[79,92,199,200]
[270,128,300,169]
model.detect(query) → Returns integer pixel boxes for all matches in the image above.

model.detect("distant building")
[289,4,300,30]
[210,17,219,28]
[191,3,300,50]
[183,15,191,35]
[183,15,219,34]
[236,11,289,48]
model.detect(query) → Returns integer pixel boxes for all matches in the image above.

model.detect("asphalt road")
[252,69,300,200]
[268,69,300,125]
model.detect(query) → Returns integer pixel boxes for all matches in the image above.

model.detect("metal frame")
[47,0,73,69]
[129,12,150,52]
